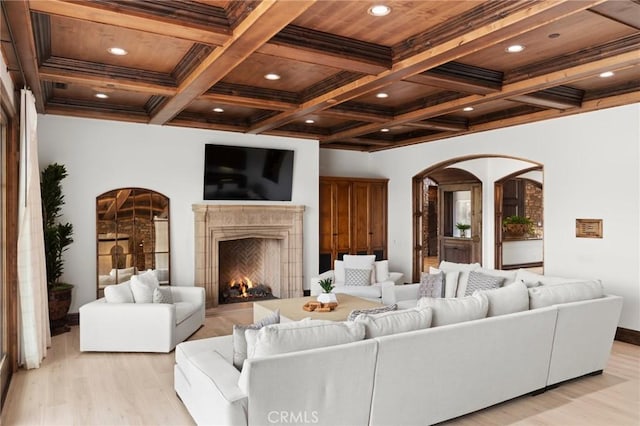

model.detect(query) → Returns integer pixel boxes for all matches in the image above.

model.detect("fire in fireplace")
[220,276,275,304]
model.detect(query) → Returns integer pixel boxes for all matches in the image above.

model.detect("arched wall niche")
[412,155,543,282]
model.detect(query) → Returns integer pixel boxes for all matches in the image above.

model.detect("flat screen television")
[203,144,294,201]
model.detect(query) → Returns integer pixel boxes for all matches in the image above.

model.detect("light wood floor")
[1,303,639,426]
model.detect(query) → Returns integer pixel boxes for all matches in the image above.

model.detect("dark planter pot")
[503,223,530,238]
[48,285,73,335]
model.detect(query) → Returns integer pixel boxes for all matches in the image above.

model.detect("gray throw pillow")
[345,268,371,286]
[152,287,173,304]
[465,271,505,296]
[232,309,280,370]
[418,272,445,298]
[347,304,398,321]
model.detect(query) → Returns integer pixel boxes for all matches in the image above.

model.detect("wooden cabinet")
[319,177,388,272]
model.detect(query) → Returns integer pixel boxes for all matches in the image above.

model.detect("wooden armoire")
[319,177,388,272]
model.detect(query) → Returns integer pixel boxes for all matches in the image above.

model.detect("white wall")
[38,115,319,312]
[322,104,640,331]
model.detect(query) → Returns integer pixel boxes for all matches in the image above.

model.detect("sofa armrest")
[388,272,404,286]
[170,285,205,305]
[310,270,335,296]
[381,283,420,305]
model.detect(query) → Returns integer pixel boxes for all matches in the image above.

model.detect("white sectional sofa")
[174,272,622,426]
[309,255,404,301]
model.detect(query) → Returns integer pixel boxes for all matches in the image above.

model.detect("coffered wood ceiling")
[2,0,639,152]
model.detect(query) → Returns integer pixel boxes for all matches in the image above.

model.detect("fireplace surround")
[193,204,304,307]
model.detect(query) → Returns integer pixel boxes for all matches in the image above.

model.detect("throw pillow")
[103,280,134,303]
[345,268,372,286]
[246,319,365,359]
[429,267,460,298]
[476,267,517,286]
[515,269,581,287]
[418,272,445,298]
[528,280,603,309]
[464,271,505,296]
[334,260,345,284]
[417,293,488,326]
[343,255,376,284]
[232,309,280,370]
[347,304,398,321]
[474,281,529,316]
[353,308,432,338]
[130,270,160,303]
[438,261,481,297]
[152,287,174,304]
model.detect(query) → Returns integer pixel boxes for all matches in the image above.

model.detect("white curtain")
[17,89,50,369]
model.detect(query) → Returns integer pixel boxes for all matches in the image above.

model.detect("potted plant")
[502,215,533,238]
[456,222,471,238]
[41,163,74,335]
[317,277,337,304]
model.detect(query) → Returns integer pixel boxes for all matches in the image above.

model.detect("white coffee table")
[253,294,382,322]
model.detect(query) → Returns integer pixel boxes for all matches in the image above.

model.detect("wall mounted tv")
[203,144,294,201]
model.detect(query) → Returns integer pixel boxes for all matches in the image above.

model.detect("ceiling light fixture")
[380,128,390,132]
[213,107,224,113]
[463,106,474,112]
[376,92,389,99]
[368,5,391,16]
[599,71,614,78]
[107,47,128,56]
[95,93,109,99]
[264,73,281,81]
[505,44,525,53]
[305,119,315,124]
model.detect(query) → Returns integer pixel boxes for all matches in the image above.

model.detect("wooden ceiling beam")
[249,0,604,135]
[149,0,315,125]
[510,94,581,110]
[322,49,638,143]
[405,119,468,132]
[198,92,294,111]
[3,0,45,111]
[103,189,131,220]
[405,73,499,95]
[28,0,230,45]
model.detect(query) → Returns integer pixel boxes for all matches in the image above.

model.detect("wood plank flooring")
[1,303,638,426]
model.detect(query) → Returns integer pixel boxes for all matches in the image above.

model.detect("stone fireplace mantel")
[193,204,305,307]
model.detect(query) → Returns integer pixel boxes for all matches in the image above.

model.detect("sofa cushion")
[175,302,198,325]
[529,280,604,309]
[353,308,432,338]
[418,271,445,298]
[475,281,529,316]
[333,284,382,299]
[429,267,460,298]
[344,255,376,284]
[103,280,134,303]
[334,260,345,283]
[476,267,517,286]
[375,260,390,282]
[397,300,419,310]
[464,271,505,296]
[232,309,280,370]
[516,269,582,287]
[347,304,397,321]
[130,270,160,303]
[246,319,365,358]
[153,287,174,304]
[417,293,488,326]
[345,268,373,286]
[438,261,481,297]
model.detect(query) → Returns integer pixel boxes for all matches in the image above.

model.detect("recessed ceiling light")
[376,92,389,99]
[95,93,109,99]
[107,47,128,56]
[463,106,474,112]
[213,107,224,113]
[599,71,614,78]
[380,128,390,132]
[505,44,525,53]
[305,119,315,124]
[264,73,281,81]
[368,5,391,16]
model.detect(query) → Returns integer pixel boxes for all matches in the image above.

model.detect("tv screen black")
[203,144,294,201]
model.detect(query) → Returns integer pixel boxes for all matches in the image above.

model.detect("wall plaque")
[575,219,603,238]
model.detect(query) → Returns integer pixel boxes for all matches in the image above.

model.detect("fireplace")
[193,204,304,308]
[218,238,278,304]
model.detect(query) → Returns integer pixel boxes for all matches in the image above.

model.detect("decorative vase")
[317,292,337,304]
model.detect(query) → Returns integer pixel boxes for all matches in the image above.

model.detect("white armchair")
[310,257,404,302]
[79,286,205,353]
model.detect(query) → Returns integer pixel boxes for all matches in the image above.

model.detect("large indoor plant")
[41,163,74,334]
